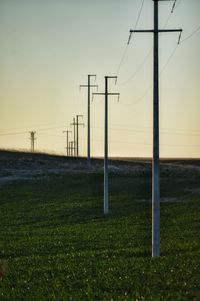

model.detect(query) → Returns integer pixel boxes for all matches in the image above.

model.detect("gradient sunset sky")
[0,0,199,157]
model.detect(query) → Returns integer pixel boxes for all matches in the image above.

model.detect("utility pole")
[29,131,36,153]
[70,118,77,156]
[80,75,98,166]
[72,141,76,157]
[76,115,84,157]
[69,141,73,157]
[129,0,182,257]
[63,130,72,156]
[93,76,120,215]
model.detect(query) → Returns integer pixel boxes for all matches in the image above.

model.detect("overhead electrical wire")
[0,131,27,136]
[2,124,198,138]
[159,44,179,75]
[127,13,198,102]
[119,37,181,106]
[1,0,199,155]
[80,136,200,148]
[118,48,152,86]
[39,133,64,138]
[180,25,200,44]
[174,0,183,11]
[0,121,68,133]
[115,0,145,76]
[118,0,179,87]
[0,123,68,134]
[91,125,200,137]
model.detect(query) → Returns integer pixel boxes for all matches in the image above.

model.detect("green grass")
[0,173,199,300]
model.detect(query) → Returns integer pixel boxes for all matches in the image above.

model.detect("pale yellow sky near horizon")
[0,0,199,158]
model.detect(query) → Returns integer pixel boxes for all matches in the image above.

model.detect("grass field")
[0,170,200,300]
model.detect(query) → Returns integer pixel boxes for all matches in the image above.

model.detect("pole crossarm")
[130,29,182,33]
[80,85,98,88]
[75,115,84,127]
[93,93,120,96]
[70,118,84,130]
[93,92,120,102]
[70,120,75,126]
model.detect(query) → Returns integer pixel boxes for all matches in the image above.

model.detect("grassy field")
[0,171,199,300]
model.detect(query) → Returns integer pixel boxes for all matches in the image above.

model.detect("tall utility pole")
[70,118,77,156]
[29,131,36,153]
[129,0,182,257]
[93,76,120,215]
[80,75,98,166]
[75,115,84,157]
[63,130,72,156]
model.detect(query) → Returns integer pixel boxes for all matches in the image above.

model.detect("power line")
[119,0,179,87]
[0,131,27,136]
[0,122,67,133]
[93,123,200,133]
[118,40,180,107]
[91,125,200,137]
[119,84,152,107]
[180,25,200,44]
[115,45,129,76]
[174,0,183,11]
[162,0,180,28]
[36,126,66,132]
[160,44,179,75]
[39,133,64,138]
[127,0,145,45]
[80,137,200,148]
[118,48,152,86]
[115,0,145,76]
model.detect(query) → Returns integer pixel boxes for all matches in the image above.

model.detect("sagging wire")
[127,0,145,45]
[115,0,145,75]
[180,25,200,44]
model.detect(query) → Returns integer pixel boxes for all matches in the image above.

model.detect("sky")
[0,0,199,158]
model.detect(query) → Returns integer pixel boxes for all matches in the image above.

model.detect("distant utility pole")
[93,76,120,215]
[69,141,73,157]
[68,141,71,156]
[29,131,36,153]
[70,118,77,156]
[72,141,76,157]
[75,115,84,157]
[80,75,98,165]
[129,0,182,257]
[63,130,72,156]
